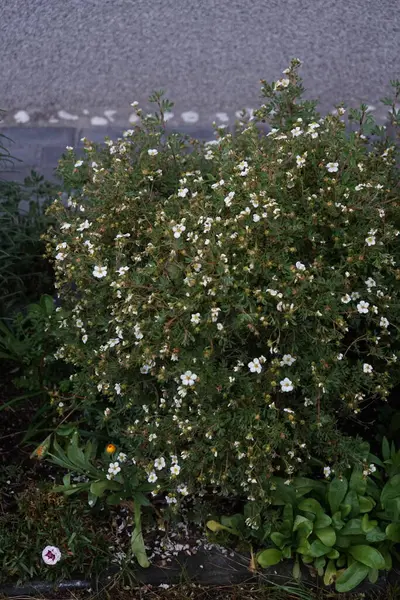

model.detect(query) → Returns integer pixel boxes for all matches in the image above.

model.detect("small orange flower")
[106,443,116,454]
[36,445,45,457]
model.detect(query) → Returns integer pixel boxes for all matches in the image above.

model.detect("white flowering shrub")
[45,62,400,505]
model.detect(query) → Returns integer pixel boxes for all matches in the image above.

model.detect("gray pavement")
[1,0,399,182]
[0,0,399,125]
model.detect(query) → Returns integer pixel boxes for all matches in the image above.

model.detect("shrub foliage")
[45,61,400,508]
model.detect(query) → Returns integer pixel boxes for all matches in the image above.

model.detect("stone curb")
[0,548,396,598]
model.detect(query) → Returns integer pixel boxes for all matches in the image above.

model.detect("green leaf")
[335,562,369,593]
[292,558,301,580]
[131,503,150,568]
[133,491,151,507]
[296,540,312,555]
[257,548,283,567]
[293,477,326,498]
[293,515,313,537]
[348,546,385,570]
[358,496,375,513]
[340,504,352,518]
[270,532,288,548]
[344,490,360,518]
[90,479,120,497]
[361,513,377,533]
[282,545,291,559]
[314,513,332,529]
[332,511,345,530]
[365,527,386,543]
[366,477,381,502]
[315,527,336,547]
[386,523,400,542]
[381,474,400,508]
[328,477,348,514]
[341,518,363,536]
[206,520,239,536]
[350,467,367,495]
[298,498,323,514]
[368,568,379,584]
[381,548,393,571]
[309,540,331,557]
[382,437,390,462]
[323,559,336,586]
[327,549,340,559]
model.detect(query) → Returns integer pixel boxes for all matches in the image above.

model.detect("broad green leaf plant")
[208,438,400,592]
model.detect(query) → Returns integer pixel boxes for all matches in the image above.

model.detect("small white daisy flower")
[248,358,262,374]
[363,363,373,374]
[326,162,339,173]
[365,235,376,246]
[280,378,294,392]
[357,301,369,314]
[280,354,296,366]
[93,265,107,278]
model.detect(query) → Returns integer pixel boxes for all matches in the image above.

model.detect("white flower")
[148,471,158,483]
[357,301,369,314]
[365,235,376,246]
[248,358,262,374]
[211,307,221,322]
[380,317,389,329]
[341,294,351,304]
[93,265,107,278]
[42,546,61,565]
[224,191,235,207]
[180,370,198,386]
[323,466,331,478]
[253,214,261,222]
[154,457,166,470]
[280,354,296,366]
[296,155,306,168]
[148,148,158,156]
[170,464,181,476]
[326,162,339,173]
[149,433,157,442]
[363,363,373,374]
[108,462,121,475]
[114,383,121,395]
[55,252,66,261]
[365,277,376,288]
[280,378,294,392]
[190,313,201,325]
[274,78,290,90]
[117,452,127,463]
[60,223,71,230]
[177,484,189,496]
[172,224,186,238]
[295,261,306,271]
[74,160,83,168]
[104,407,111,417]
[77,219,91,231]
[291,127,303,137]
[217,322,224,331]
[117,266,130,276]
[337,353,344,361]
[177,188,189,198]
[82,334,88,344]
